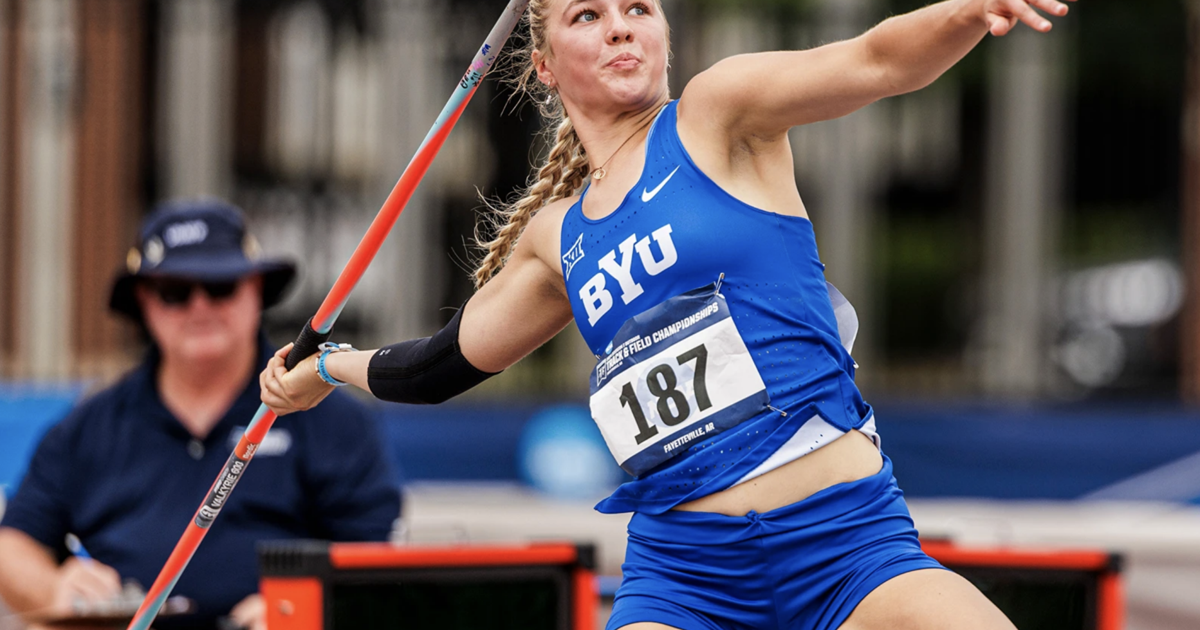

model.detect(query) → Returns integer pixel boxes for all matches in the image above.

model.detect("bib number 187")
[619,343,712,444]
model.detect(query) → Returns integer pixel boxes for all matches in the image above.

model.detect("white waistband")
[732,413,879,487]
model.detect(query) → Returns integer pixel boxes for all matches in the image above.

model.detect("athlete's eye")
[629,3,649,16]
[573,9,598,23]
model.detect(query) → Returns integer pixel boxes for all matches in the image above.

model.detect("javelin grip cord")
[125,3,530,629]
[284,317,332,371]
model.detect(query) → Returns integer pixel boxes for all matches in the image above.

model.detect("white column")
[266,0,331,180]
[369,0,442,344]
[799,0,884,374]
[696,11,777,65]
[977,28,1065,396]
[18,0,77,379]
[157,0,233,199]
[1182,2,1200,402]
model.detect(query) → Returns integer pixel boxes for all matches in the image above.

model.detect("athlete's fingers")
[266,351,289,382]
[1004,0,1052,32]
[262,372,292,410]
[261,362,290,403]
[262,376,275,406]
[260,355,284,407]
[269,366,288,388]
[266,352,287,375]
[258,374,277,406]
[263,345,332,415]
[259,360,270,393]
[1028,0,1069,17]
[275,343,293,360]
[986,13,1015,36]
[262,391,293,416]
[261,396,288,416]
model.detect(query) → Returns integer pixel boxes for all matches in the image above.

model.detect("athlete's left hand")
[260,343,335,416]
[981,0,1075,37]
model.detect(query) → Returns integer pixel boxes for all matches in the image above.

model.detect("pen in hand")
[63,534,129,615]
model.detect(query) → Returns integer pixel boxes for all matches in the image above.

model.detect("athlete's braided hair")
[473,114,588,289]
[473,0,668,288]
[473,0,588,289]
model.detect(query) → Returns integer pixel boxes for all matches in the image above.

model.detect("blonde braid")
[473,115,587,289]
[473,0,666,288]
[473,0,582,288]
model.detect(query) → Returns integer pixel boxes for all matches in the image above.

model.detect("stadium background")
[1,0,1199,628]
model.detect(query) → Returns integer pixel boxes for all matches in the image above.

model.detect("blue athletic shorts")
[607,454,945,630]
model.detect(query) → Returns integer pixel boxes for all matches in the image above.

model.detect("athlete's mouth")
[606,53,640,69]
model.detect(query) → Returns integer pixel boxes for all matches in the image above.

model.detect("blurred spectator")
[0,200,401,630]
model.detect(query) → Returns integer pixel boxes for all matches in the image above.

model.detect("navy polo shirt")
[1,338,401,630]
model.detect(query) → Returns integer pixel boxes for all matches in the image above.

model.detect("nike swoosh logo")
[641,166,681,203]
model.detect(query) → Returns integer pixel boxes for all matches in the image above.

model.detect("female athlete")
[261,0,1074,628]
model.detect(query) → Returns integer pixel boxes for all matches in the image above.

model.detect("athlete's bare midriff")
[673,430,883,516]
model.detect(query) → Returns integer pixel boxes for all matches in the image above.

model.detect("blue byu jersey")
[560,100,873,514]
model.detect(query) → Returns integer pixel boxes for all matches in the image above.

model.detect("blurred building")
[0,0,1194,404]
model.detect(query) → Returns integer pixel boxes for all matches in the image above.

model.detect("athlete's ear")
[532,49,556,88]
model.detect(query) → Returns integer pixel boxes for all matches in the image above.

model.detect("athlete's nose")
[607,15,634,44]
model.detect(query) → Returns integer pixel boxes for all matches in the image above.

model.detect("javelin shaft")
[126,3,529,629]
[313,0,528,333]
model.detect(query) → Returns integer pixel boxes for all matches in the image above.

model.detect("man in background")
[0,200,401,630]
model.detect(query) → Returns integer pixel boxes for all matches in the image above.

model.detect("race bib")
[590,282,769,476]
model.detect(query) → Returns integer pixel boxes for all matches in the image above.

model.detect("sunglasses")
[145,278,240,306]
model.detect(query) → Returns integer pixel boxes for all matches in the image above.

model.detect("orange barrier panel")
[330,542,582,569]
[922,540,1114,571]
[1096,571,1125,630]
[573,567,597,630]
[261,577,322,630]
[922,539,1124,630]
[260,540,597,630]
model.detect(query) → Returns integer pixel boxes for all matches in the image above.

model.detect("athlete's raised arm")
[457,199,576,373]
[679,0,1074,142]
[260,200,574,415]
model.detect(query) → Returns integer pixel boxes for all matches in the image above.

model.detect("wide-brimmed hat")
[109,199,296,320]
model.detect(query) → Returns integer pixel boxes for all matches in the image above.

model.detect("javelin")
[127,2,530,628]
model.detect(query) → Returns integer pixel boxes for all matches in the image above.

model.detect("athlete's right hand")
[980,0,1074,37]
[51,557,121,615]
[260,343,335,416]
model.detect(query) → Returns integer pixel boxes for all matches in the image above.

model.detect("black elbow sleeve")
[366,306,498,404]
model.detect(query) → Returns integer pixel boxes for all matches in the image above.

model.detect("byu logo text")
[579,224,678,326]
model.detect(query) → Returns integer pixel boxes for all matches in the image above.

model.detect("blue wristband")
[315,342,355,387]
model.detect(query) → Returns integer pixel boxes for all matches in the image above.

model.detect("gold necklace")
[590,113,658,181]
